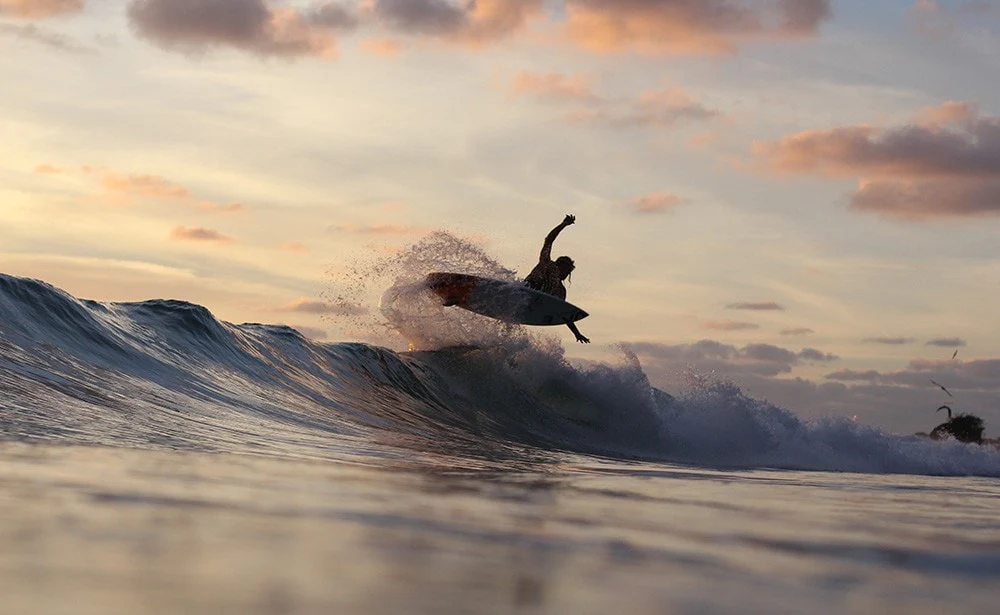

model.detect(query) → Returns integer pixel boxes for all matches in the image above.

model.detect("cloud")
[863,337,917,345]
[279,242,310,253]
[621,192,687,214]
[0,22,89,51]
[701,320,759,331]
[570,87,721,128]
[780,327,814,336]
[563,0,832,55]
[293,325,328,340]
[509,72,721,130]
[509,71,597,103]
[360,36,402,56]
[127,0,359,58]
[36,164,244,212]
[629,339,838,378]
[372,0,544,45]
[727,301,784,311]
[926,338,966,347]
[170,226,234,243]
[277,297,369,316]
[753,102,1000,220]
[0,0,82,19]
[329,223,425,235]
[825,369,880,382]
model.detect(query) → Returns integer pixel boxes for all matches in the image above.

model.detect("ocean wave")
[1,273,999,476]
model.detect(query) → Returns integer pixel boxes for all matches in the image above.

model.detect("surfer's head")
[555,256,575,280]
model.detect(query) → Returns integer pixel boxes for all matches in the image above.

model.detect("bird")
[952,349,959,360]
[930,379,953,397]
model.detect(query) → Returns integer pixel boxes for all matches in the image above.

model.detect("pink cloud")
[563,0,832,55]
[753,102,1000,220]
[170,226,234,243]
[622,192,688,214]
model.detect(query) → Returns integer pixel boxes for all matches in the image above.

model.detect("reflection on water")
[2,443,999,615]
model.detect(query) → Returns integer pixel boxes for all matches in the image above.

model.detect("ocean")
[2,266,999,614]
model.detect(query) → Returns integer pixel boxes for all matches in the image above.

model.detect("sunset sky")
[2,0,999,434]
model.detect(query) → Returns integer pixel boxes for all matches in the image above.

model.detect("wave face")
[2,272,1000,477]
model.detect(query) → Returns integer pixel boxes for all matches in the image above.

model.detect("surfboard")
[425,272,589,326]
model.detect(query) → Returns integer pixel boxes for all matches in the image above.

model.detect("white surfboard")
[425,272,589,326]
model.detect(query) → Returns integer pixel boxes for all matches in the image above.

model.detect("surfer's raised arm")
[539,214,575,262]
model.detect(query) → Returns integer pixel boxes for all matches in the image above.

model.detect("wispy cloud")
[509,71,598,103]
[0,22,90,52]
[279,242,310,253]
[753,101,1000,220]
[35,164,244,212]
[780,327,814,336]
[701,319,759,331]
[629,339,838,378]
[170,226,234,243]
[621,192,688,214]
[926,337,966,347]
[863,337,917,345]
[276,297,369,316]
[727,301,785,311]
[329,223,425,235]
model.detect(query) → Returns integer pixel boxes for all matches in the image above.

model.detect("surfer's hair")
[555,256,575,281]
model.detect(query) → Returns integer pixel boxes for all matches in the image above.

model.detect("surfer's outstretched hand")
[575,333,590,344]
[563,214,576,226]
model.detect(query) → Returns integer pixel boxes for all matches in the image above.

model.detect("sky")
[2,0,1000,435]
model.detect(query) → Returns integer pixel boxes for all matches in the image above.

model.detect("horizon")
[2,0,999,435]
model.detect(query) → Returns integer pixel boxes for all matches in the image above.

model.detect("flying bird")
[930,379,953,397]
[952,349,959,360]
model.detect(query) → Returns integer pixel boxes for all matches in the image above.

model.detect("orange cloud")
[128,0,359,59]
[360,36,402,56]
[563,0,832,55]
[622,192,687,214]
[753,102,1000,220]
[36,164,244,212]
[0,0,82,19]
[170,226,234,243]
[33,163,71,175]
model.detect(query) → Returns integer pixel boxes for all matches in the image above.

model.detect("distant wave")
[2,273,999,476]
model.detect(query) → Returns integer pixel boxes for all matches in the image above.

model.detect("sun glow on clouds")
[754,101,1000,220]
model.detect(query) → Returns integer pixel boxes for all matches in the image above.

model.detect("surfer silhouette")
[525,215,590,343]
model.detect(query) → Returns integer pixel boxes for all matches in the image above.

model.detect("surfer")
[525,215,590,343]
